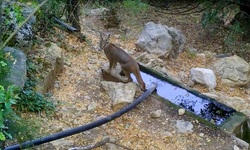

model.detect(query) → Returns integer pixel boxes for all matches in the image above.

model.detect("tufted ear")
[99,32,111,50]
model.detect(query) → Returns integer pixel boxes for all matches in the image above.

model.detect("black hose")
[54,18,78,31]
[5,82,157,150]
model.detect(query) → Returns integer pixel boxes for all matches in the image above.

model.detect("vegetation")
[0,85,20,142]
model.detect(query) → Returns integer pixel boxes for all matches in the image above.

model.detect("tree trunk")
[66,0,81,31]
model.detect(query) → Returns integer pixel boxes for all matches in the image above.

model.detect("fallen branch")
[68,137,131,150]
[0,0,50,50]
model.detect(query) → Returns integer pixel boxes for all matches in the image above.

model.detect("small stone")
[233,145,240,150]
[64,59,71,66]
[187,80,194,86]
[151,110,162,118]
[161,131,173,138]
[196,53,206,58]
[87,102,97,111]
[54,81,60,88]
[178,109,185,115]
[199,133,204,137]
[84,96,91,100]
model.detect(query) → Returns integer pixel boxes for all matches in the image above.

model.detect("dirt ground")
[6,2,250,150]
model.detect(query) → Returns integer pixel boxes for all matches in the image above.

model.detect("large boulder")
[2,47,27,88]
[35,42,64,94]
[135,22,185,59]
[101,81,137,111]
[213,55,250,87]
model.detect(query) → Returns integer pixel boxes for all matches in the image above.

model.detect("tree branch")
[0,0,50,51]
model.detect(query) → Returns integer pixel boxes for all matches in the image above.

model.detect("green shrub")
[123,0,148,16]
[0,51,14,88]
[0,85,20,142]
[16,60,56,113]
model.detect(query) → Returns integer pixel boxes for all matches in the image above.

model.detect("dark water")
[131,72,235,125]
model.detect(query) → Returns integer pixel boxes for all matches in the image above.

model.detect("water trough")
[132,64,250,145]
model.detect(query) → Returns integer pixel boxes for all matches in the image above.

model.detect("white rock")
[151,110,162,118]
[190,68,217,89]
[87,102,97,111]
[178,109,185,115]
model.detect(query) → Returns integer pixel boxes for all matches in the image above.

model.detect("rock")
[227,96,246,111]
[176,120,193,133]
[196,53,206,58]
[2,47,27,88]
[187,80,195,87]
[231,135,249,149]
[179,71,188,81]
[168,27,186,59]
[161,131,173,138]
[2,1,36,47]
[136,52,165,68]
[199,133,204,137]
[35,42,64,94]
[102,136,121,150]
[202,93,220,100]
[101,8,120,28]
[178,109,185,115]
[50,139,74,147]
[151,110,162,118]
[233,145,240,150]
[54,81,60,88]
[136,22,185,59]
[89,8,109,16]
[87,102,97,111]
[101,81,137,111]
[190,68,217,89]
[213,55,250,87]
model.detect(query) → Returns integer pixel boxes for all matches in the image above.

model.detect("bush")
[16,60,56,113]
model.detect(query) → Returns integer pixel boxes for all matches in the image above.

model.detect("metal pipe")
[5,82,157,150]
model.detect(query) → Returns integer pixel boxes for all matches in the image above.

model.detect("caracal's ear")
[99,33,111,50]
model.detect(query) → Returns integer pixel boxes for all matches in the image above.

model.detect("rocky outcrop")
[213,55,250,87]
[2,47,27,88]
[35,42,64,94]
[1,1,36,47]
[136,22,185,59]
[101,81,137,111]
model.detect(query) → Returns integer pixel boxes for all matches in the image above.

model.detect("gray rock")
[136,22,185,59]
[151,110,162,118]
[2,47,27,88]
[196,53,206,58]
[35,42,64,94]
[190,68,217,89]
[101,81,137,111]
[213,55,250,87]
[87,102,97,111]
[89,8,109,16]
[161,131,173,138]
[176,120,193,133]
[231,135,249,149]
[50,139,74,147]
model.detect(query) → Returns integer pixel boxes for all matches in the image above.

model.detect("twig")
[0,0,50,51]
[68,137,131,150]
